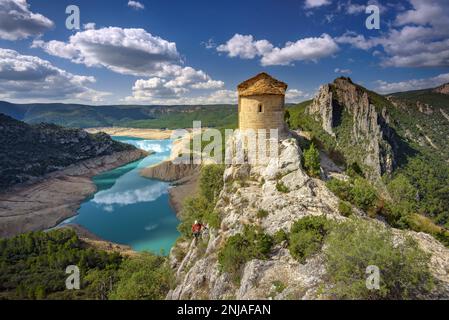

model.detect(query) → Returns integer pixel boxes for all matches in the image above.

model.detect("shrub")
[273,229,288,245]
[303,143,321,178]
[110,253,174,300]
[276,181,289,193]
[338,201,353,217]
[257,209,269,219]
[218,226,273,284]
[350,178,378,211]
[326,178,352,201]
[288,216,332,263]
[199,164,225,203]
[325,219,434,299]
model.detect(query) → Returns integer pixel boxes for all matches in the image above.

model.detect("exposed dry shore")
[0,149,147,238]
[85,127,174,140]
[140,132,200,215]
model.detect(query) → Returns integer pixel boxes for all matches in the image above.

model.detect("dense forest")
[0,229,173,300]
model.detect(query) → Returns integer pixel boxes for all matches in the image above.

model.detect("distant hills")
[0,101,238,129]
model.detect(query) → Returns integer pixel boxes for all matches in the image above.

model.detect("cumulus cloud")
[375,73,449,94]
[32,27,180,77]
[126,65,224,102]
[0,0,54,40]
[336,0,449,67]
[217,33,338,66]
[32,27,225,101]
[285,89,310,103]
[128,1,145,10]
[304,0,331,9]
[217,34,273,59]
[0,48,109,102]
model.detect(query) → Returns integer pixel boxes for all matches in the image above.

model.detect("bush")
[338,201,353,217]
[288,216,332,263]
[276,181,289,193]
[325,219,434,299]
[350,178,378,211]
[303,143,321,178]
[257,209,269,219]
[326,178,352,201]
[199,164,225,203]
[218,226,273,284]
[273,229,288,245]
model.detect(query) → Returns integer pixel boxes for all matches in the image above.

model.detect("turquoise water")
[60,137,179,254]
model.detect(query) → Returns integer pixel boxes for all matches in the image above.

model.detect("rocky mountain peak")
[307,78,398,179]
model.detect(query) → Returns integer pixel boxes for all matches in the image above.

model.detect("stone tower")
[237,72,288,137]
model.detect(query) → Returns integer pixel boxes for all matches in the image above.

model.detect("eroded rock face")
[307,77,397,179]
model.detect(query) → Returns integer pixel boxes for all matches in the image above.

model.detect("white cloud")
[201,38,216,49]
[0,48,109,102]
[217,33,338,66]
[32,27,181,77]
[126,65,224,102]
[337,0,449,67]
[217,34,273,59]
[0,0,54,40]
[286,89,310,103]
[334,68,352,74]
[375,73,449,94]
[83,22,96,30]
[304,0,331,9]
[32,26,225,101]
[128,0,145,10]
[261,34,339,66]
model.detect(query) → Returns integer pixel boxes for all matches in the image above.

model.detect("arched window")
[258,104,263,113]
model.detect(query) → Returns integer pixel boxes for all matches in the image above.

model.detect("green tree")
[110,254,174,300]
[303,143,321,178]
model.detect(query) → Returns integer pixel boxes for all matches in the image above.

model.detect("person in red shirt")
[192,220,205,241]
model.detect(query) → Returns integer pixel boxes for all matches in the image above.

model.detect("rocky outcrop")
[0,148,147,238]
[307,77,398,179]
[141,161,199,182]
[166,133,449,300]
[433,83,449,95]
[167,134,344,300]
[0,113,136,191]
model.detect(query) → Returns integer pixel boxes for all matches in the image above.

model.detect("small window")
[258,104,263,113]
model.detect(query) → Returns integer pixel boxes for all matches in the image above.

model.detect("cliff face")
[307,78,398,179]
[0,113,135,191]
[167,135,343,299]
[167,133,449,300]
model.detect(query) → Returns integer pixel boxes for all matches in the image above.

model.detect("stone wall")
[239,95,286,135]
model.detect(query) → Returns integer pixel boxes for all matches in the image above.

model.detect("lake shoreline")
[85,127,175,140]
[0,149,148,238]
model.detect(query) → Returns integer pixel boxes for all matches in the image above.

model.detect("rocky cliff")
[166,133,449,299]
[307,78,398,179]
[0,113,137,191]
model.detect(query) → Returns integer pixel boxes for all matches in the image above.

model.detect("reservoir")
[60,137,179,254]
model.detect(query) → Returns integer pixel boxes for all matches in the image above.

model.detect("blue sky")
[0,0,448,105]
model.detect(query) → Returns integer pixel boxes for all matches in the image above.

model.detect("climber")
[192,220,206,241]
